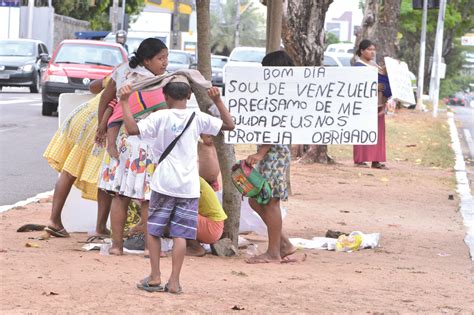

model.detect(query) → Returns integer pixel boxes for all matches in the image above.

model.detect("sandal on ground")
[354,162,369,168]
[371,162,388,169]
[164,283,183,294]
[136,276,165,292]
[85,235,108,243]
[44,226,70,238]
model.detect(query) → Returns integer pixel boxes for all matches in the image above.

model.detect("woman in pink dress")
[353,39,392,169]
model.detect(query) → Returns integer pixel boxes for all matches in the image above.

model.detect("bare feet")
[246,252,281,264]
[165,280,182,294]
[186,240,206,257]
[107,143,119,160]
[109,241,123,255]
[280,240,296,259]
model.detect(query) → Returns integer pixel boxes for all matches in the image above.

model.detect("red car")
[41,39,128,116]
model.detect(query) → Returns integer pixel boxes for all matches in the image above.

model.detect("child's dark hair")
[262,50,295,67]
[356,39,375,57]
[129,38,167,68]
[163,82,191,100]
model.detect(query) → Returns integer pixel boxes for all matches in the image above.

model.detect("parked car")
[443,92,468,106]
[41,39,127,116]
[211,55,228,87]
[222,46,266,94]
[0,39,50,93]
[167,50,196,72]
[323,52,353,67]
[325,43,355,54]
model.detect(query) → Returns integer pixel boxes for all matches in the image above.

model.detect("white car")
[222,46,266,94]
[325,43,355,54]
[323,52,353,67]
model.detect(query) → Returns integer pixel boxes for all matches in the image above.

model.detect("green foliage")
[398,0,473,94]
[210,0,266,55]
[31,0,145,30]
[325,32,339,49]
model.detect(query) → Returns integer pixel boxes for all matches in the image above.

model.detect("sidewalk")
[1,110,473,313]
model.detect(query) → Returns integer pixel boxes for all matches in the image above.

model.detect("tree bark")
[282,0,333,164]
[355,0,401,65]
[195,0,241,250]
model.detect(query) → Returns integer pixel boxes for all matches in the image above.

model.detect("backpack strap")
[158,112,196,164]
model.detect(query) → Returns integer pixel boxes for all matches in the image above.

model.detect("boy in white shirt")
[118,77,234,294]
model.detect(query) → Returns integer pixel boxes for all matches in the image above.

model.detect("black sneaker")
[123,233,145,253]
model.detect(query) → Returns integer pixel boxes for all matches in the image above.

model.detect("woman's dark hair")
[129,38,167,68]
[356,39,375,57]
[261,50,294,67]
[163,82,191,100]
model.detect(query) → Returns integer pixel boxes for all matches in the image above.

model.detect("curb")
[447,112,474,260]
[0,190,54,213]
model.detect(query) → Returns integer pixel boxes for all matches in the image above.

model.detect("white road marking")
[28,102,42,107]
[0,127,18,133]
[0,99,29,105]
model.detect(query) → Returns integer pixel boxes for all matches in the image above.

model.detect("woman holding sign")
[353,39,392,169]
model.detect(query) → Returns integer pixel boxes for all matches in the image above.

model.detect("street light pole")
[430,0,447,118]
[415,0,428,111]
[121,0,126,30]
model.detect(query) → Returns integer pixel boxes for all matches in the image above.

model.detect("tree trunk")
[282,0,333,164]
[355,0,401,65]
[195,0,241,250]
[265,0,283,53]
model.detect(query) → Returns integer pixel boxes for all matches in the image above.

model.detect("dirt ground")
[1,157,473,313]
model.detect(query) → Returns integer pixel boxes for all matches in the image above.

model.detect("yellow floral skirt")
[43,93,105,201]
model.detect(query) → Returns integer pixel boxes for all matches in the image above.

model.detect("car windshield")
[0,41,35,56]
[211,57,228,68]
[54,44,124,67]
[230,50,265,62]
[169,52,189,64]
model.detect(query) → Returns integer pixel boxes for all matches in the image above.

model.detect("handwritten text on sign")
[224,66,378,145]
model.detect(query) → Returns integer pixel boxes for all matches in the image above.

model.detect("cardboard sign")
[224,66,378,145]
[384,57,416,105]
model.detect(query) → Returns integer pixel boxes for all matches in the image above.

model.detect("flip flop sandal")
[137,276,165,293]
[85,235,107,243]
[44,226,70,238]
[164,283,183,294]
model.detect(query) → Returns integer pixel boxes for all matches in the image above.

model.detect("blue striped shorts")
[148,191,199,239]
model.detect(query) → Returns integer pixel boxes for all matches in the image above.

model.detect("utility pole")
[235,0,241,48]
[430,0,446,117]
[27,0,34,39]
[415,0,428,111]
[265,0,283,53]
[171,0,181,49]
[111,0,119,33]
[121,0,126,30]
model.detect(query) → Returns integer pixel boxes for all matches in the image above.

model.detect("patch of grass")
[327,109,454,169]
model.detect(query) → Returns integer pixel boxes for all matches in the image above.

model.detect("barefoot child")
[198,134,220,191]
[119,77,234,293]
[244,50,296,264]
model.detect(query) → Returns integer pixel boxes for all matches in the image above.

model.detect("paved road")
[0,87,58,206]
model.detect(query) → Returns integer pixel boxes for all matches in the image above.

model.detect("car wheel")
[42,102,56,116]
[30,71,41,93]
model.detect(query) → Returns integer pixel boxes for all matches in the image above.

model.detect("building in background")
[325,0,363,43]
[129,0,196,52]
